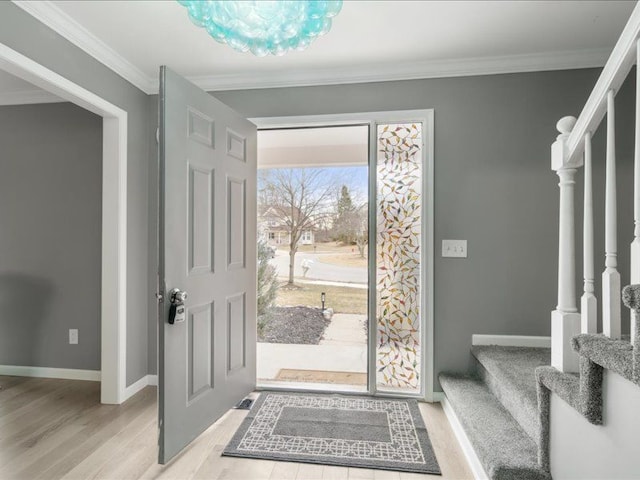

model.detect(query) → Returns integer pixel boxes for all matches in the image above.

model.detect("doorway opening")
[0,42,127,404]
[256,125,370,392]
[253,111,435,401]
[0,71,102,386]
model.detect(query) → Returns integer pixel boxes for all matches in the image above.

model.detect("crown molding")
[12,0,154,93]
[0,88,64,105]
[13,0,610,94]
[178,48,610,92]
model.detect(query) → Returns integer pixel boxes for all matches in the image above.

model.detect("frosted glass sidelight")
[376,123,423,394]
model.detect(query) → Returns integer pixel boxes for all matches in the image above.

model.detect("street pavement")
[269,249,367,285]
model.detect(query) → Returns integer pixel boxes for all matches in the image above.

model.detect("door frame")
[251,110,436,402]
[0,42,128,404]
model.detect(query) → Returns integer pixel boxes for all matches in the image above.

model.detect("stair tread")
[440,373,550,480]
[472,345,550,441]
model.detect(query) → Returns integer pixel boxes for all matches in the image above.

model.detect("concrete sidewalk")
[257,313,368,385]
[257,343,367,380]
[320,313,367,346]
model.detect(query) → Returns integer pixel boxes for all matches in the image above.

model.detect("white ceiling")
[13,1,638,93]
[258,125,368,168]
[259,126,368,149]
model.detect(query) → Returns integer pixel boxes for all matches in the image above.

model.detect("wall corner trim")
[177,49,610,92]
[472,334,552,348]
[123,374,157,401]
[430,392,445,403]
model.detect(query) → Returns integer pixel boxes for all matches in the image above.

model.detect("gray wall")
[0,102,102,370]
[148,68,637,388]
[0,2,151,386]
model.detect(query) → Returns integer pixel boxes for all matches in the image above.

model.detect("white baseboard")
[472,334,551,348]
[0,365,100,381]
[441,397,489,480]
[123,374,158,401]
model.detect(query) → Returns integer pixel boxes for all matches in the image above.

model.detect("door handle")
[170,288,188,304]
[168,288,188,324]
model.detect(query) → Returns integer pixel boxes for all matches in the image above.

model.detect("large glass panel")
[376,123,423,394]
[256,125,369,393]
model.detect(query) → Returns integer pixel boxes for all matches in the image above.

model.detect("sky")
[258,165,369,201]
[329,166,368,198]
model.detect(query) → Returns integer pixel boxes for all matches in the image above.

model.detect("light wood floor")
[0,376,473,480]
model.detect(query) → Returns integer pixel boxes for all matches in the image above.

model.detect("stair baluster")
[582,132,597,334]
[631,39,640,346]
[603,90,622,339]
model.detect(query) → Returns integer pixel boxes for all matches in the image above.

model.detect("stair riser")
[475,358,540,444]
[440,374,550,480]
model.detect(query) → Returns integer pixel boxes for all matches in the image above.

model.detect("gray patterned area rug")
[222,391,441,475]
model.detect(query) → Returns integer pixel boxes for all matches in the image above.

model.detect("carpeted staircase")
[439,289,640,480]
[439,346,552,480]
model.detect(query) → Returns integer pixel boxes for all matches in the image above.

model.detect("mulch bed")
[258,306,330,345]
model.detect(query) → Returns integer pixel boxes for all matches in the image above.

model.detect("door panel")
[188,164,214,275]
[227,292,246,372]
[227,177,246,269]
[158,66,257,464]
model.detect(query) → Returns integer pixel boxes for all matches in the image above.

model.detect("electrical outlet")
[69,329,78,345]
[442,239,467,258]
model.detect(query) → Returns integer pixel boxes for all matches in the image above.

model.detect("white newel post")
[582,132,597,333]
[552,116,582,372]
[632,39,640,346]
[603,90,622,340]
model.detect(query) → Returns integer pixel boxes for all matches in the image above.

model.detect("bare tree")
[259,168,337,285]
[353,205,368,259]
[333,185,368,258]
[338,203,368,258]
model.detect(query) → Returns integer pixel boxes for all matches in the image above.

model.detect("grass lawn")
[277,241,368,268]
[318,253,367,268]
[278,241,356,254]
[275,282,367,315]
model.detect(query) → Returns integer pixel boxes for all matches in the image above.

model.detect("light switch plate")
[442,239,467,258]
[69,329,78,345]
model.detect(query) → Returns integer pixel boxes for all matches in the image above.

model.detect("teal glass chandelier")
[178,1,343,57]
